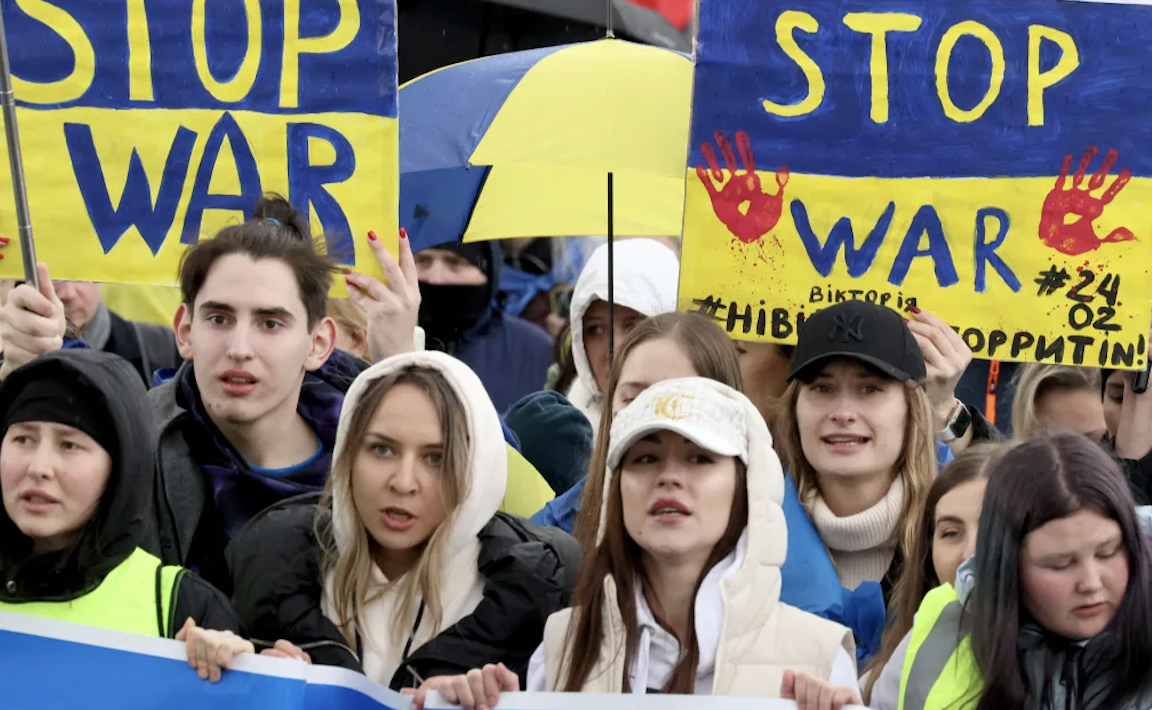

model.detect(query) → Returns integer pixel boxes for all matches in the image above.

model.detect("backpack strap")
[154,559,165,637]
[153,559,186,638]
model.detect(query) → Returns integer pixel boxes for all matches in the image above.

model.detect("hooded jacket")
[530,379,854,695]
[0,350,240,637]
[226,351,582,688]
[565,239,681,432]
[146,351,368,594]
[423,241,554,414]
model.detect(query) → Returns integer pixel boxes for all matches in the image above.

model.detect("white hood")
[568,239,681,427]
[329,350,507,685]
[332,350,507,554]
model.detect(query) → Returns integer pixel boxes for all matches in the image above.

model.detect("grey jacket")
[146,363,206,566]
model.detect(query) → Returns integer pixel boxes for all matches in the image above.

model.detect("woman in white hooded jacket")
[227,351,582,691]
[437,378,859,710]
[566,239,681,433]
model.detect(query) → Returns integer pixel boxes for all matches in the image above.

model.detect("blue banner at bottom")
[0,612,407,710]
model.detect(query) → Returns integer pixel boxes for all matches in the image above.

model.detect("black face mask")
[418,281,491,349]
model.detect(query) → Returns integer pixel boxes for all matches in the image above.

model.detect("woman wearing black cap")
[774,301,976,606]
[0,349,253,683]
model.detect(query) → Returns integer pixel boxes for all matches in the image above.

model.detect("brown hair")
[561,458,749,692]
[775,369,937,585]
[317,367,472,647]
[862,442,1006,703]
[179,194,338,329]
[572,312,744,552]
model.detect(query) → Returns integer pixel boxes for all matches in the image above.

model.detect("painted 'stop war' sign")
[0,0,398,287]
[679,0,1152,369]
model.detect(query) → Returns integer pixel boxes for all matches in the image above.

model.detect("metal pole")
[607,172,614,365]
[606,0,614,37]
[0,3,38,291]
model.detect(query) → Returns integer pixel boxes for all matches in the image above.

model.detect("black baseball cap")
[788,301,926,383]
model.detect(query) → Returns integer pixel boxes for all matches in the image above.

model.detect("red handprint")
[1039,146,1135,256]
[696,130,789,244]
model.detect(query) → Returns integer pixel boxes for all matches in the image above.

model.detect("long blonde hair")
[775,375,937,567]
[316,366,472,647]
[1011,364,1099,439]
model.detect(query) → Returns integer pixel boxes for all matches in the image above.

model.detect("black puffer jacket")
[227,493,581,688]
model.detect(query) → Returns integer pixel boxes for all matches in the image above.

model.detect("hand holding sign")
[1039,147,1134,256]
[407,663,520,710]
[905,307,973,432]
[780,669,861,710]
[696,131,789,244]
[0,262,66,381]
[176,618,255,684]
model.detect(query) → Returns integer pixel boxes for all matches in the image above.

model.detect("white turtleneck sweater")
[809,478,904,590]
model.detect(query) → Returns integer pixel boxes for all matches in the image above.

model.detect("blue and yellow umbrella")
[399,38,692,251]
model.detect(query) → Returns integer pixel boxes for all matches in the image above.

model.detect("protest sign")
[679,0,1152,369]
[0,611,409,710]
[0,0,398,288]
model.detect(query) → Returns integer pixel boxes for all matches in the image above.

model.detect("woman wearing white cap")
[435,377,861,710]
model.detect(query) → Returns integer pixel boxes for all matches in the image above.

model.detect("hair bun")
[249,192,310,241]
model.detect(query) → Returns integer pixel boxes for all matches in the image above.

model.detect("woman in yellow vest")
[864,443,1006,708]
[898,433,1152,710]
[431,378,857,710]
[0,349,253,683]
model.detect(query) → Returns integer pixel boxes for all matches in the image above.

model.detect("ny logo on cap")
[651,395,695,421]
[828,314,864,343]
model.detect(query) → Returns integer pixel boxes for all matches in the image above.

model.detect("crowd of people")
[1,194,1151,710]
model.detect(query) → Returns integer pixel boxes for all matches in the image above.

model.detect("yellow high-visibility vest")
[898,584,983,710]
[0,547,183,638]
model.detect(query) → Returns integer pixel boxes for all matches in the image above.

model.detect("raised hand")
[345,228,421,361]
[1039,147,1134,256]
[696,130,789,244]
[905,307,973,432]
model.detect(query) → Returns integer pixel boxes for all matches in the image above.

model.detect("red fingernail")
[399,228,408,240]
[368,231,378,242]
[909,306,921,314]
[0,237,10,245]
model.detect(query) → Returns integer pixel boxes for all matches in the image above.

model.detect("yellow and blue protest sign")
[679,0,1152,369]
[0,0,397,287]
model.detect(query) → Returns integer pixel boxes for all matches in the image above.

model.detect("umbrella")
[399,38,692,253]
[477,0,693,51]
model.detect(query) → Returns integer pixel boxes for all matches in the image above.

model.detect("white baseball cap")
[607,378,749,470]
